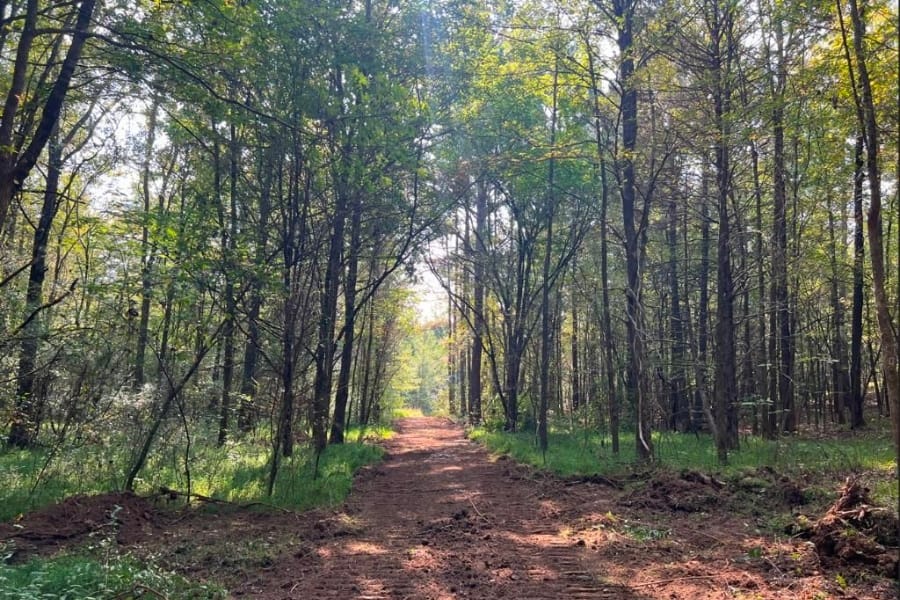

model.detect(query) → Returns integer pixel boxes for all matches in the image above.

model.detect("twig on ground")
[113,583,167,599]
[469,497,489,521]
[631,574,719,588]
[157,487,296,514]
[692,528,727,545]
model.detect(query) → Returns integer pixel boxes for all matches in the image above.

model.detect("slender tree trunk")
[616,0,651,460]
[330,194,362,444]
[697,167,712,435]
[238,152,273,431]
[667,194,687,432]
[750,142,771,438]
[278,148,305,458]
[134,102,159,390]
[571,267,581,413]
[586,34,619,452]
[828,194,850,424]
[218,122,239,446]
[312,182,347,452]
[0,0,96,236]
[359,298,377,427]
[846,0,900,452]
[8,125,62,448]
[447,234,457,416]
[538,56,560,455]
[712,0,739,460]
[772,80,795,433]
[469,181,487,426]
[849,135,866,428]
[599,129,618,453]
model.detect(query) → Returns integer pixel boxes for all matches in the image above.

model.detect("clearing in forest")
[3,417,896,599]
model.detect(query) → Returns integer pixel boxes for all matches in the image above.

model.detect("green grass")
[211,441,385,510]
[347,423,395,441]
[0,554,225,599]
[391,406,426,419]
[0,423,392,600]
[0,423,391,521]
[469,426,897,507]
[0,446,118,522]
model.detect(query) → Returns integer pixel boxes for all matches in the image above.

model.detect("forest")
[0,0,897,598]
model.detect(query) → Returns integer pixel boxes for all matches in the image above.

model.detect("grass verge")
[1,423,393,598]
[469,426,897,508]
[0,424,391,521]
[0,554,226,599]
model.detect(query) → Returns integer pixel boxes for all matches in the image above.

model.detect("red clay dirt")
[3,417,896,599]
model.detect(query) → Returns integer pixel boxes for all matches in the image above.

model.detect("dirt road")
[238,417,634,599]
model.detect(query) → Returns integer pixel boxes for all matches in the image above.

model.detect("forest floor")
[2,416,897,599]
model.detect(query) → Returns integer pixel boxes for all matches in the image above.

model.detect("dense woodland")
[0,0,897,497]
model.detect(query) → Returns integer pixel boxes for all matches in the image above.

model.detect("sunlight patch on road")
[343,541,388,555]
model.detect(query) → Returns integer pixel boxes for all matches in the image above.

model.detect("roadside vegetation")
[1,424,391,522]
[0,555,226,600]
[470,416,898,512]
[0,422,393,598]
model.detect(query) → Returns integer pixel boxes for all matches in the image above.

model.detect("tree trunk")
[616,0,652,460]
[538,57,560,455]
[849,135,866,428]
[772,78,795,433]
[0,0,96,237]
[750,141,771,438]
[697,167,712,434]
[571,267,582,413]
[711,0,739,461]
[8,125,62,448]
[828,193,851,424]
[667,194,687,432]
[847,0,900,452]
[469,180,487,426]
[311,181,347,452]
[217,122,239,446]
[238,155,272,432]
[330,194,362,444]
[134,101,159,390]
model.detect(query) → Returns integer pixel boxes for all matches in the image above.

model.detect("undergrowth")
[0,423,391,521]
[470,425,897,508]
[0,554,225,599]
[0,422,392,598]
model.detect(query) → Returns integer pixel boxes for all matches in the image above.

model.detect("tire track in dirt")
[237,417,644,599]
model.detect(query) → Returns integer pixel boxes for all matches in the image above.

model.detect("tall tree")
[841,0,900,450]
[0,0,97,236]
[613,0,653,460]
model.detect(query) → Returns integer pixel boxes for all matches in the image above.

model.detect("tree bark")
[538,56,560,455]
[711,0,739,461]
[8,125,62,448]
[238,152,273,432]
[330,194,362,444]
[217,122,239,446]
[849,135,866,428]
[469,180,487,426]
[0,0,97,236]
[846,0,900,452]
[828,193,851,424]
[667,194,687,432]
[615,0,652,460]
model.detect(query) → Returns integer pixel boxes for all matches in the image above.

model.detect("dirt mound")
[802,477,899,578]
[621,470,724,513]
[0,492,160,558]
[419,508,491,544]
